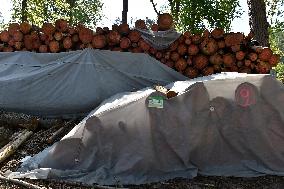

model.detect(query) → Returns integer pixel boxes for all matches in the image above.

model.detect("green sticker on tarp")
[148,96,164,108]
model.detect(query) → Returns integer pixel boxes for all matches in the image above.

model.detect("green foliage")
[266,0,284,54]
[10,0,103,28]
[67,0,103,28]
[271,26,284,81]
[167,0,242,33]
[269,27,284,56]
[275,63,284,82]
[266,0,284,80]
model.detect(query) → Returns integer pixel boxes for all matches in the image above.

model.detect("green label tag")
[148,96,164,108]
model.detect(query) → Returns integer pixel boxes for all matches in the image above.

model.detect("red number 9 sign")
[235,82,259,107]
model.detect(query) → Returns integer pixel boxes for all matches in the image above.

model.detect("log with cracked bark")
[0,129,33,163]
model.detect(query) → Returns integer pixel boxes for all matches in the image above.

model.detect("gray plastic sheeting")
[9,73,284,185]
[137,29,181,50]
[0,49,186,118]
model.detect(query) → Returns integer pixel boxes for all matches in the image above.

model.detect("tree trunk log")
[21,0,28,22]
[47,127,66,144]
[247,0,270,46]
[0,129,33,163]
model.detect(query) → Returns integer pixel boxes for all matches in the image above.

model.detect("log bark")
[155,52,163,59]
[0,30,9,42]
[193,54,209,70]
[184,67,199,79]
[202,66,214,76]
[0,129,33,163]
[247,0,270,46]
[209,53,223,65]
[92,35,106,49]
[47,127,66,144]
[191,34,202,44]
[120,37,131,49]
[170,52,180,61]
[224,33,244,47]
[46,119,75,144]
[158,13,174,31]
[0,19,280,77]
[135,20,147,30]
[39,45,48,53]
[55,19,68,32]
[211,28,224,39]
[63,37,73,49]
[41,23,56,36]
[177,44,187,55]
[79,27,93,44]
[223,53,236,67]
[248,52,258,62]
[188,44,199,56]
[217,40,226,49]
[118,23,130,35]
[200,38,218,55]
[259,47,273,61]
[154,85,178,99]
[21,0,28,22]
[175,58,187,72]
[49,41,60,53]
[236,51,246,61]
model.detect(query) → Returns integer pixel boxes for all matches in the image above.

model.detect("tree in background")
[21,0,27,22]
[0,12,4,29]
[266,0,284,54]
[265,0,284,80]
[11,0,103,28]
[65,0,103,27]
[247,0,270,46]
[151,0,242,33]
[246,0,284,48]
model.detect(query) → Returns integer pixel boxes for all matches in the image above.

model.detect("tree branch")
[0,130,33,164]
[0,174,45,189]
[168,0,174,13]
[150,0,160,16]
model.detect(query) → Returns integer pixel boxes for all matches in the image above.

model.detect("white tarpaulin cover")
[0,48,186,118]
[9,73,284,185]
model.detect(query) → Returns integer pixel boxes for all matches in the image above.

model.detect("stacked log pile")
[0,13,280,78]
